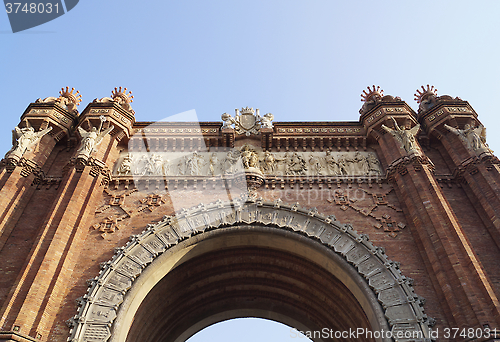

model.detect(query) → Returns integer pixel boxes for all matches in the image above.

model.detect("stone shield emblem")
[239,113,256,131]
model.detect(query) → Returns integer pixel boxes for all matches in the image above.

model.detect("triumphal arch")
[1,85,500,342]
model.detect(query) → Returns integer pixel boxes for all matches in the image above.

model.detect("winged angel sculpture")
[7,124,52,161]
[381,117,420,154]
[444,123,491,154]
[76,116,114,159]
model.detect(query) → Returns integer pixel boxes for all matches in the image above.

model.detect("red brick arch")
[68,198,433,342]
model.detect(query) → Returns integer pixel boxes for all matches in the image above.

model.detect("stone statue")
[444,123,490,153]
[381,117,420,154]
[76,116,114,159]
[261,113,274,129]
[7,124,52,160]
[286,152,307,175]
[221,113,236,129]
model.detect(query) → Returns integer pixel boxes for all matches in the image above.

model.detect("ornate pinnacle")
[111,87,134,104]
[360,85,384,102]
[59,87,82,106]
[414,85,437,104]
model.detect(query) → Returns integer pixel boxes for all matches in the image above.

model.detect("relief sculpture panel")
[113,149,383,178]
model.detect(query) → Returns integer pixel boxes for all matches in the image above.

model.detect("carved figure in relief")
[209,153,218,175]
[163,159,171,175]
[150,154,164,175]
[224,149,241,174]
[367,154,381,175]
[7,124,52,160]
[117,154,132,175]
[444,123,490,153]
[286,152,307,175]
[381,117,420,154]
[336,154,349,176]
[186,152,205,175]
[261,152,277,173]
[176,158,185,175]
[353,152,369,175]
[240,145,259,169]
[308,155,324,175]
[133,155,149,175]
[325,151,341,175]
[77,116,114,159]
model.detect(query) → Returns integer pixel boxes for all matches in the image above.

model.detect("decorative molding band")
[67,198,433,342]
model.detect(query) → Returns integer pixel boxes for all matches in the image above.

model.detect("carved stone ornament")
[69,198,433,342]
[35,86,82,113]
[381,117,420,154]
[5,122,52,164]
[113,150,383,178]
[93,87,135,114]
[221,107,273,135]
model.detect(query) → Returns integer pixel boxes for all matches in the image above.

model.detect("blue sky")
[2,1,500,340]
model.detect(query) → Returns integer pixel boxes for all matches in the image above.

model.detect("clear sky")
[2,1,500,340]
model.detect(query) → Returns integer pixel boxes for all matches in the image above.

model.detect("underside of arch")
[68,198,432,342]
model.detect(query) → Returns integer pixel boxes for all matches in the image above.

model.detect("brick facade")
[0,86,499,341]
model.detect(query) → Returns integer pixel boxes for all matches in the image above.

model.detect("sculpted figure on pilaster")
[381,117,420,154]
[76,116,114,160]
[6,123,52,161]
[444,123,491,154]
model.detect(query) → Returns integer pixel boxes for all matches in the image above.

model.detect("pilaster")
[0,89,135,341]
[0,88,80,252]
[417,90,500,251]
[362,86,500,332]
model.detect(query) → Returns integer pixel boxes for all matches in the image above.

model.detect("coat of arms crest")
[221,107,273,136]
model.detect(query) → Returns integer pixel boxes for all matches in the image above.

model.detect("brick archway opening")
[114,226,389,342]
